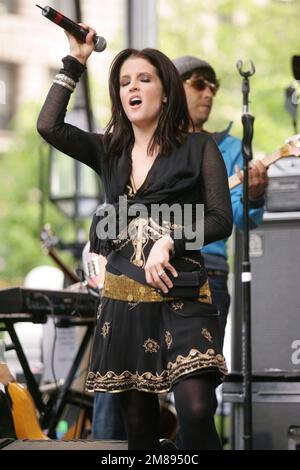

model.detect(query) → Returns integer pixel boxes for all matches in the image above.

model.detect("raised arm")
[37,25,105,174]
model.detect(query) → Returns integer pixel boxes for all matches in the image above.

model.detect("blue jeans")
[91,392,126,440]
[208,274,230,350]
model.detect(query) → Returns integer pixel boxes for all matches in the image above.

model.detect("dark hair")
[104,48,190,160]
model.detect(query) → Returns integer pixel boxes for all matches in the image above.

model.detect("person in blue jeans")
[91,55,268,441]
[92,392,127,440]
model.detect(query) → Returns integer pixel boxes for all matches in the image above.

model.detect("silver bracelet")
[55,73,76,88]
[53,79,75,92]
[53,73,76,92]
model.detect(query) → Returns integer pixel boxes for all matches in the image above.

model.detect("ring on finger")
[158,270,165,277]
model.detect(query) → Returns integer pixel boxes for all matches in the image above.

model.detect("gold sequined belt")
[102,271,212,303]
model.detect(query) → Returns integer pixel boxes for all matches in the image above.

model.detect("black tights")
[118,376,221,450]
[118,389,161,450]
[173,376,221,450]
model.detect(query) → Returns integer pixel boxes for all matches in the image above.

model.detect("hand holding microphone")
[36,5,106,63]
[64,21,96,64]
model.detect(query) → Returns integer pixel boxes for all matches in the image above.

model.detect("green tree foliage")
[158,0,300,152]
[2,0,300,284]
[0,19,123,287]
[0,104,80,285]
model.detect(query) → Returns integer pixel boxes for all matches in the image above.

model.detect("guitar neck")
[228,146,287,190]
[47,248,80,284]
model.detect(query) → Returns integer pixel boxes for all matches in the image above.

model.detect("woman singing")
[37,24,232,450]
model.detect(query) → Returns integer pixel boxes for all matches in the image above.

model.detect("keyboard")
[0,287,99,320]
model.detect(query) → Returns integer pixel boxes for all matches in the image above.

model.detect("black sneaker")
[159,439,177,451]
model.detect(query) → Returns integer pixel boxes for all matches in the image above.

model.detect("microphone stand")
[236,59,255,451]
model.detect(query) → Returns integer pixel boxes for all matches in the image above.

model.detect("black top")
[37,56,232,257]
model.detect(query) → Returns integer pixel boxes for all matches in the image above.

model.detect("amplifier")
[232,213,300,373]
[223,374,300,450]
[266,157,300,212]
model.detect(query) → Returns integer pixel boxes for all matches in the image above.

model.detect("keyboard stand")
[1,314,95,436]
[1,319,45,416]
[47,322,94,437]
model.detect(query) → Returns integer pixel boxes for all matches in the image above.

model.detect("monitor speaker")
[232,213,300,373]
[224,380,300,450]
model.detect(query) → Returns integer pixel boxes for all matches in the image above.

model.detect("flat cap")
[173,55,216,78]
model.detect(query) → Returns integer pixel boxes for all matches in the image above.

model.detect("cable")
[32,293,59,394]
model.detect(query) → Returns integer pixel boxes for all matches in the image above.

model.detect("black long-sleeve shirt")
[37,56,232,257]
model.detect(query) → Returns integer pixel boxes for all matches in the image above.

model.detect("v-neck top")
[37,56,233,258]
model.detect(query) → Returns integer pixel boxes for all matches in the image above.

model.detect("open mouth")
[129,96,142,107]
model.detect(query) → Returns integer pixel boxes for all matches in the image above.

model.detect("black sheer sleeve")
[200,136,233,244]
[37,56,104,175]
[173,136,233,255]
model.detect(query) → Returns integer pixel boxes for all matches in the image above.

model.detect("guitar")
[41,224,104,292]
[0,341,16,439]
[0,340,48,440]
[40,224,80,284]
[82,241,106,290]
[6,381,49,440]
[228,133,300,189]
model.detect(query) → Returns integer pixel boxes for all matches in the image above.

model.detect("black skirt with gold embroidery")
[86,276,227,394]
[86,219,227,394]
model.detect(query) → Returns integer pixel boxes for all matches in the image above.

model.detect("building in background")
[0,0,125,377]
[0,0,125,153]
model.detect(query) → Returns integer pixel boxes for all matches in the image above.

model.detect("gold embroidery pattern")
[170,300,184,311]
[86,348,227,393]
[170,222,183,231]
[201,328,213,343]
[97,303,102,320]
[126,183,135,199]
[165,331,173,350]
[112,216,173,265]
[103,271,212,304]
[100,322,110,338]
[130,217,149,267]
[128,301,140,310]
[143,338,160,353]
[182,256,202,268]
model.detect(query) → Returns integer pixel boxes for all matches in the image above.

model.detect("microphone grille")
[94,36,107,53]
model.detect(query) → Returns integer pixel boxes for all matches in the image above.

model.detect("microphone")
[36,4,107,53]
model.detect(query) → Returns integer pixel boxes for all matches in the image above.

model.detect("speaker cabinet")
[223,378,300,449]
[232,213,300,373]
